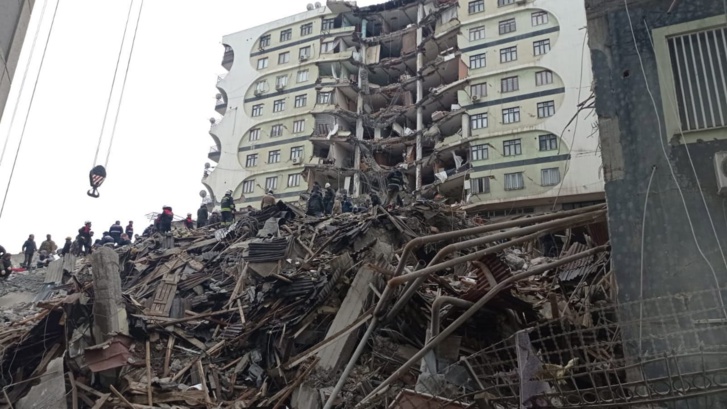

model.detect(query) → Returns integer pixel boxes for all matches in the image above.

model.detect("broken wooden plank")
[109,385,134,409]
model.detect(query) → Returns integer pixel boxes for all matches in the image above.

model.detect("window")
[265,177,278,191]
[242,180,255,194]
[255,80,267,93]
[252,104,263,117]
[499,18,516,35]
[470,83,487,98]
[268,150,281,163]
[539,134,558,151]
[532,11,549,26]
[533,39,551,56]
[257,57,268,69]
[500,46,517,63]
[293,120,305,133]
[297,70,309,83]
[471,144,489,161]
[278,52,290,64]
[322,41,335,53]
[271,124,283,137]
[501,76,519,93]
[502,107,520,124]
[316,123,330,135]
[299,46,311,60]
[468,0,484,14]
[498,0,515,6]
[322,18,335,31]
[260,35,271,48]
[537,101,556,118]
[503,139,522,156]
[471,177,490,194]
[294,94,307,108]
[469,26,485,41]
[541,168,561,186]
[273,99,285,112]
[276,75,288,88]
[504,172,524,190]
[249,128,261,141]
[317,91,332,104]
[288,173,301,187]
[535,70,553,86]
[290,146,304,160]
[280,29,292,42]
[470,53,486,69]
[245,154,258,167]
[301,23,313,36]
[471,113,488,130]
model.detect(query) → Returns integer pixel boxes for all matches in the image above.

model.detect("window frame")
[242,180,255,194]
[265,176,278,191]
[245,153,258,168]
[271,124,283,137]
[249,128,261,141]
[537,101,556,118]
[301,23,313,36]
[502,107,521,124]
[288,173,301,187]
[294,94,308,108]
[471,176,491,194]
[251,104,264,117]
[299,46,311,59]
[280,29,292,42]
[471,144,489,161]
[504,172,525,191]
[293,119,305,133]
[498,0,515,6]
[260,35,271,48]
[268,149,281,164]
[471,113,488,130]
[539,134,558,151]
[541,168,561,186]
[470,83,487,98]
[257,57,268,70]
[468,0,484,14]
[273,99,285,113]
[469,26,485,41]
[531,11,549,26]
[503,139,522,156]
[322,18,335,31]
[499,18,517,35]
[500,46,518,63]
[278,51,290,65]
[275,75,288,88]
[501,76,519,93]
[290,146,304,160]
[317,91,332,104]
[470,53,486,69]
[535,70,554,86]
[297,69,309,83]
[533,39,551,56]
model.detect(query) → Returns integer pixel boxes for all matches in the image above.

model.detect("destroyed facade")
[204,0,604,212]
[0,0,35,123]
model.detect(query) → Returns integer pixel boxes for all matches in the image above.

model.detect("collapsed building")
[204,0,604,214]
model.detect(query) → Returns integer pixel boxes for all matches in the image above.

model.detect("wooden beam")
[145,341,153,406]
[109,385,135,409]
[163,336,175,377]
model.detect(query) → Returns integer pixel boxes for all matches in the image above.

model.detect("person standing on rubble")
[125,221,134,240]
[332,194,342,215]
[39,234,57,255]
[101,232,115,246]
[261,190,276,209]
[159,206,174,233]
[220,190,236,226]
[1,253,11,278]
[385,169,405,208]
[369,191,382,208]
[342,195,353,213]
[323,183,335,214]
[306,189,325,217]
[21,234,36,269]
[78,221,93,255]
[197,204,208,228]
[61,237,72,256]
[184,213,194,229]
[109,221,124,244]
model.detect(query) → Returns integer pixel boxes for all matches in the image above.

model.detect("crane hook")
[88,165,107,198]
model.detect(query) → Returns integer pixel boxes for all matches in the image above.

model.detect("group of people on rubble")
[73,220,136,256]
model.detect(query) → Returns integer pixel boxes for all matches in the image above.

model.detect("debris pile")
[0,201,619,408]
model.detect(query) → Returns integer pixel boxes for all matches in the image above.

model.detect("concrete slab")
[0,291,34,308]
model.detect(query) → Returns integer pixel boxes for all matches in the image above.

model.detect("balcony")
[221,45,234,70]
[208,145,221,162]
[215,94,227,115]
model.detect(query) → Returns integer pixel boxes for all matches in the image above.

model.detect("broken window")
[539,134,558,151]
[470,53,486,69]
[322,18,335,31]
[502,107,520,124]
[499,18,516,35]
[252,104,264,117]
[322,41,336,53]
[503,139,522,156]
[471,113,488,129]
[288,173,301,187]
[316,122,330,135]
[242,180,255,193]
[249,128,261,141]
[278,52,290,64]
[535,70,553,86]
[501,76,519,93]
[268,150,281,164]
[498,0,515,6]
[295,94,307,108]
[265,176,278,191]
[471,144,489,161]
[469,26,485,41]
[293,120,305,133]
[301,23,313,36]
[260,34,271,48]
[534,39,551,56]
[271,124,283,137]
[255,80,267,93]
[290,146,304,160]
[317,92,332,104]
[471,176,490,194]
[532,11,549,26]
[468,0,484,14]
[500,46,517,63]
[299,46,312,60]
[276,75,288,88]
[470,83,487,98]
[280,29,292,42]
[297,70,309,83]
[504,172,525,190]
[541,167,561,186]
[245,154,258,167]
[537,101,556,118]
[273,99,285,112]
[257,57,268,70]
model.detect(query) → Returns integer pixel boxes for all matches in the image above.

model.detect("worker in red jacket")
[159,206,174,233]
[184,213,194,229]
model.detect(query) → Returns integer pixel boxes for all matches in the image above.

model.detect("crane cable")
[0,0,61,221]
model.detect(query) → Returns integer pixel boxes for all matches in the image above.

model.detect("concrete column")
[415,4,425,193]
[462,112,471,139]
[353,44,367,198]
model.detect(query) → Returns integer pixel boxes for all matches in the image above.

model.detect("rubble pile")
[0,201,614,408]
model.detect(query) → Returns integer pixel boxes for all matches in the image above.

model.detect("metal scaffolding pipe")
[358,245,610,406]
[430,296,474,340]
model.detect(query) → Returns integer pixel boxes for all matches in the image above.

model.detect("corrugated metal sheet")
[558,242,608,281]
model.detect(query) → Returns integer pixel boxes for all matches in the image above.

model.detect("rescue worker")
[208,211,221,226]
[312,181,321,193]
[306,189,325,217]
[342,195,353,213]
[37,250,51,268]
[78,221,93,255]
[0,244,6,258]
[61,237,72,256]
[331,195,342,215]
[184,213,194,229]
[220,190,236,226]
[118,234,132,246]
[159,206,174,233]
[369,191,382,207]
[197,204,209,228]
[323,183,335,215]
[125,221,134,239]
[22,234,36,269]
[39,234,57,255]
[101,232,115,246]
[261,190,276,209]
[109,221,124,244]
[385,169,405,208]
[1,253,11,278]
[142,224,154,238]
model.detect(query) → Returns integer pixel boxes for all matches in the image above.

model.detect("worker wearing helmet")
[323,182,335,215]
[260,190,276,210]
[184,213,194,229]
[220,190,236,226]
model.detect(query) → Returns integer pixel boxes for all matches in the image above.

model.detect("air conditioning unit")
[714,151,727,195]
[292,158,302,165]
[471,95,480,102]
[276,84,286,91]
[299,55,309,62]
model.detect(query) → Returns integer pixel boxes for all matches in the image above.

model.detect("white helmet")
[226,189,233,195]
[325,183,331,188]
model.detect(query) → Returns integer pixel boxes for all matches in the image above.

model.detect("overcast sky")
[0,0,383,251]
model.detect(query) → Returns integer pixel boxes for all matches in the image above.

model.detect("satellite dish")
[204,162,211,169]
[306,3,314,10]
[199,190,207,198]
[209,117,216,124]
[315,1,321,7]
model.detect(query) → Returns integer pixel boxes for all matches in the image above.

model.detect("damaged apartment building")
[204,0,604,213]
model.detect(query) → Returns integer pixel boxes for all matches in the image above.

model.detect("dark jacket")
[2,258,11,276]
[323,187,335,203]
[118,238,132,246]
[184,217,194,229]
[125,224,134,238]
[109,224,123,239]
[342,198,353,213]
[370,192,382,207]
[306,192,325,215]
[61,241,71,256]
[78,226,92,240]
[387,170,404,189]
[102,235,115,245]
[0,245,7,257]
[221,194,235,212]
[22,240,36,254]
[161,209,174,224]
[197,206,209,225]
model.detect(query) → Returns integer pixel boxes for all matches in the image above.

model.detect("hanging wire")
[0,0,61,221]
